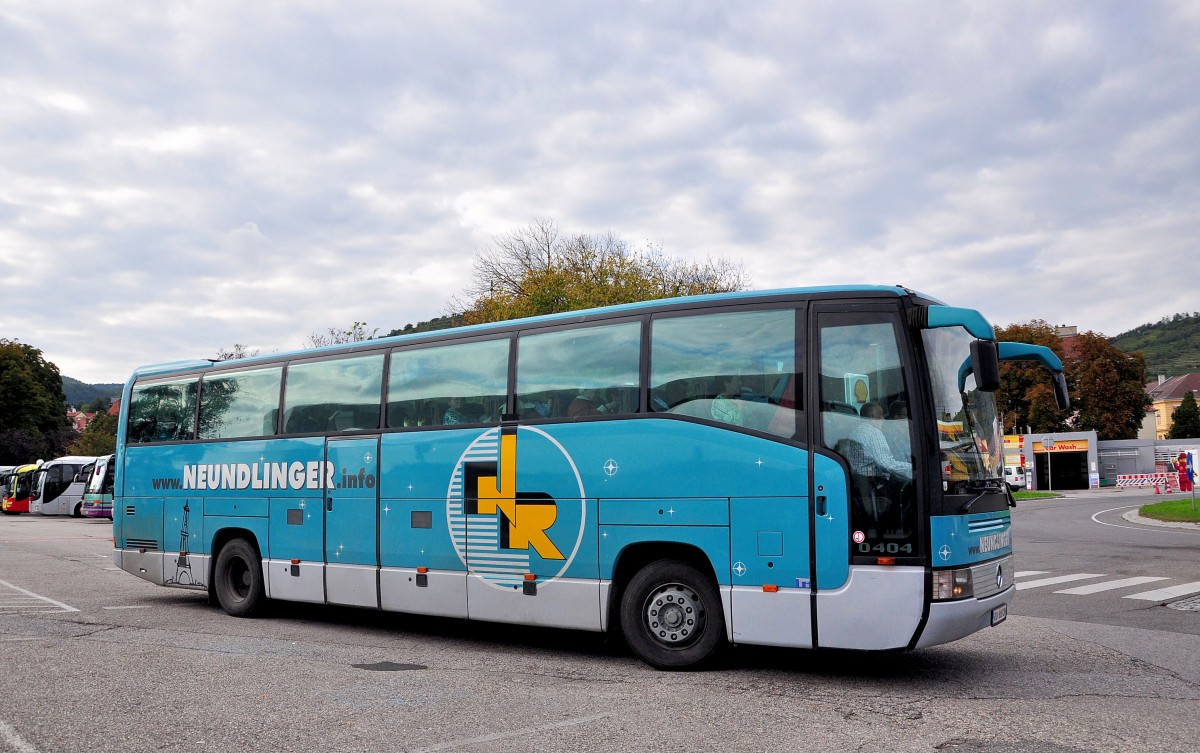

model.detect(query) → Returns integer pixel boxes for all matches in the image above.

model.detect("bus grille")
[970,554,1014,599]
[125,538,159,551]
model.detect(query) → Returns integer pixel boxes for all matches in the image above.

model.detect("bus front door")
[812,306,924,650]
[324,436,381,609]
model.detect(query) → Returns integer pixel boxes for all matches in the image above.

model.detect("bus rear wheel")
[213,539,265,617]
[619,559,724,670]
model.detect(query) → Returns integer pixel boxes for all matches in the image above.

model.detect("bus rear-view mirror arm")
[953,341,1069,411]
[994,342,1070,411]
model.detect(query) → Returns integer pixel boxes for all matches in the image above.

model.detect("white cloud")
[0,1,1195,383]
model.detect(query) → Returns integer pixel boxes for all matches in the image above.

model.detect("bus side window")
[127,377,198,444]
[282,354,384,436]
[387,339,509,428]
[516,322,641,420]
[198,366,283,440]
[650,309,797,437]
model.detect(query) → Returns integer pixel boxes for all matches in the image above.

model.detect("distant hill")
[62,376,123,409]
[1111,312,1200,379]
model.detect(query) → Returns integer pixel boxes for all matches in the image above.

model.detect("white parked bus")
[30,456,99,517]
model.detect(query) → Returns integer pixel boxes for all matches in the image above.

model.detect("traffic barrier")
[1115,474,1170,489]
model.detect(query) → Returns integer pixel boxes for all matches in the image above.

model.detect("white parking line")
[0,579,78,613]
[408,712,613,752]
[1014,571,1050,578]
[0,720,39,752]
[1055,576,1170,595]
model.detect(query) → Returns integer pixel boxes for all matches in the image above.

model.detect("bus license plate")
[991,604,1008,626]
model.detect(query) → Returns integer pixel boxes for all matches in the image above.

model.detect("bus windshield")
[922,327,1003,490]
[14,470,33,498]
[87,459,109,494]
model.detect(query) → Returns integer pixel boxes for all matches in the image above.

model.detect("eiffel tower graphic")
[169,501,197,586]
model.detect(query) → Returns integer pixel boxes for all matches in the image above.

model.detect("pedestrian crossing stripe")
[1055,576,1168,595]
[1013,571,1200,601]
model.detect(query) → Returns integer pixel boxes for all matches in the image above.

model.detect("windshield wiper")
[959,478,1005,513]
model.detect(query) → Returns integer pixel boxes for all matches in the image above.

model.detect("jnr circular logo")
[446,426,587,589]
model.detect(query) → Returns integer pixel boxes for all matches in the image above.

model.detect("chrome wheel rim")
[642,582,705,648]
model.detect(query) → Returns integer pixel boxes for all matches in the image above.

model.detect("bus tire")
[213,539,265,617]
[619,559,724,670]
[71,503,82,518]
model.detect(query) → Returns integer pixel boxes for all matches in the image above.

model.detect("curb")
[1122,509,1200,530]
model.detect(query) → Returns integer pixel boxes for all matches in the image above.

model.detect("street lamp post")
[1042,436,1055,493]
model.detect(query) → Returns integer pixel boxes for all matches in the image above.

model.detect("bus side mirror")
[970,340,1001,392]
[1052,372,1070,411]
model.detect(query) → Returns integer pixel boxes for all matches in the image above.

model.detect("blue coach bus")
[112,286,1067,669]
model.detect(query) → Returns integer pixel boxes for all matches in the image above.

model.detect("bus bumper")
[915,584,1014,649]
[2,499,28,513]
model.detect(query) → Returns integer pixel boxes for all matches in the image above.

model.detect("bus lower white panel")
[326,564,379,608]
[915,586,1014,649]
[120,550,165,586]
[730,586,813,649]
[165,552,207,590]
[265,559,324,604]
[466,575,603,632]
[380,568,467,619]
[816,566,924,650]
[599,581,613,631]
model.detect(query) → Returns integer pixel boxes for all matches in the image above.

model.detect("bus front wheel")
[619,559,724,670]
[213,539,265,617]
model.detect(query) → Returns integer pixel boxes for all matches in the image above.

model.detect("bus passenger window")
[516,322,640,420]
[127,377,198,443]
[283,354,384,434]
[387,338,509,428]
[650,309,797,437]
[197,366,282,440]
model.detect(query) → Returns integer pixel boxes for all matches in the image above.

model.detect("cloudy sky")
[2,1,1196,384]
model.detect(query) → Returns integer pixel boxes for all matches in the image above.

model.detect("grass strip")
[1139,498,1200,523]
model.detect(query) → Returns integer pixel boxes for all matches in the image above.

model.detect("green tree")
[994,321,1070,435]
[0,339,70,464]
[81,396,111,414]
[457,219,749,324]
[0,429,44,464]
[69,412,118,456]
[1168,391,1200,439]
[385,314,465,338]
[1065,331,1151,440]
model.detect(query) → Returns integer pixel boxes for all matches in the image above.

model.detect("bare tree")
[305,321,379,349]
[214,344,260,361]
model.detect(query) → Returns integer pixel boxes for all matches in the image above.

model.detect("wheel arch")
[606,541,725,636]
[208,527,262,589]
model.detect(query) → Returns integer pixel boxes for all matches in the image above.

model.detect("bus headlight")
[933,568,974,600]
